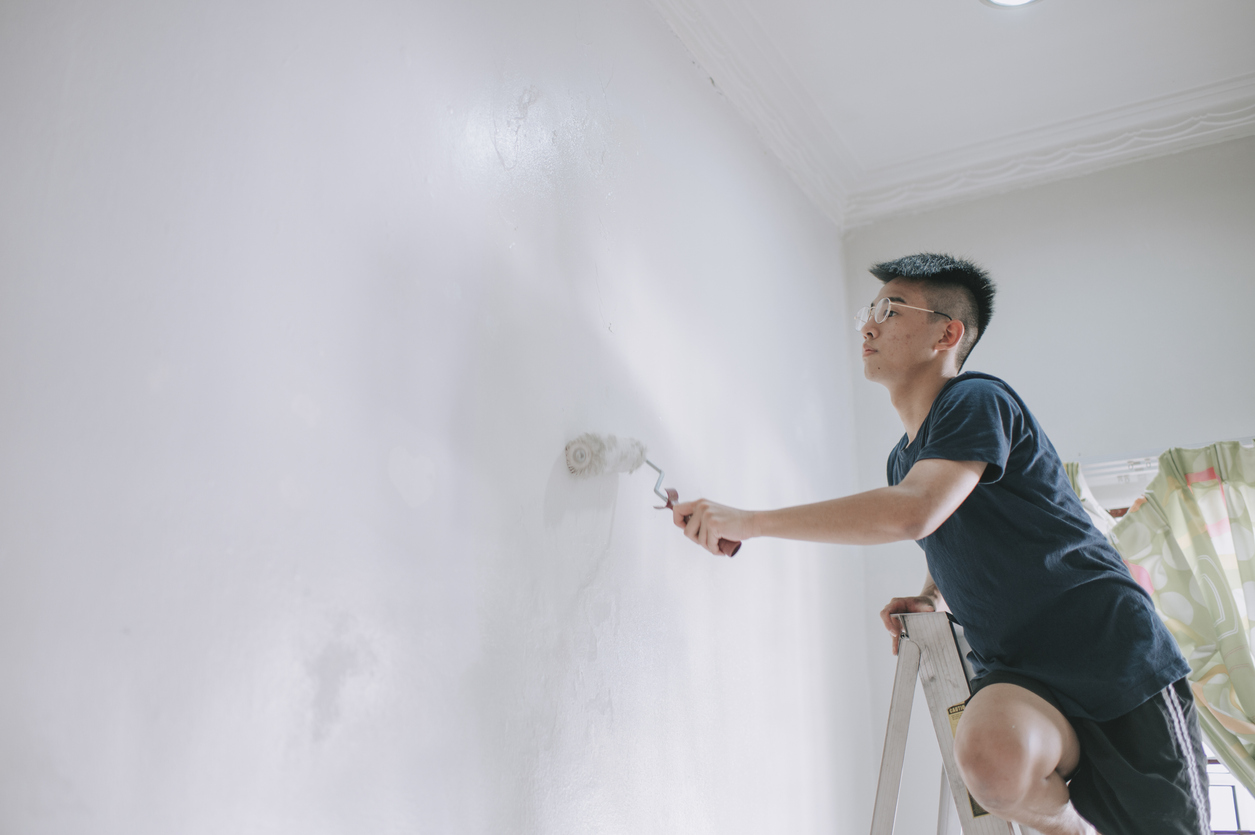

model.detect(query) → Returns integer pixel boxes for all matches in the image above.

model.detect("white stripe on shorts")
[1162,682,1208,835]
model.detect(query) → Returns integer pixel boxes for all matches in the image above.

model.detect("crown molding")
[843,74,1255,227]
[646,0,856,226]
[647,0,1255,231]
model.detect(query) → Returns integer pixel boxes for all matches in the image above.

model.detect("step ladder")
[870,611,1042,835]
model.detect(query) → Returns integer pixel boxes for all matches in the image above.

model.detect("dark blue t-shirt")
[887,372,1188,721]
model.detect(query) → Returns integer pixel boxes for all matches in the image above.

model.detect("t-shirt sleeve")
[915,380,1016,483]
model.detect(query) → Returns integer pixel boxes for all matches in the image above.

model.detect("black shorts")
[968,672,1210,835]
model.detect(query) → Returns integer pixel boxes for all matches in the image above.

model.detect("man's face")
[860,278,949,384]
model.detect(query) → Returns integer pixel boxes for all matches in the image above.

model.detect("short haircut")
[869,253,995,370]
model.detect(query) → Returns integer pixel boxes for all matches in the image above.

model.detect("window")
[1207,744,1255,834]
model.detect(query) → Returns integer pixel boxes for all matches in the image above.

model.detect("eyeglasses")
[854,297,953,331]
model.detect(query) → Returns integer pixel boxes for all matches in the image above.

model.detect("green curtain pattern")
[1064,461,1118,541]
[1108,441,1255,795]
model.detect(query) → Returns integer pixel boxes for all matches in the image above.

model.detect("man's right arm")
[879,571,948,655]
[675,458,986,553]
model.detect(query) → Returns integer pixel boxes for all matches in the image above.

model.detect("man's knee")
[953,722,1038,809]
[953,682,1079,811]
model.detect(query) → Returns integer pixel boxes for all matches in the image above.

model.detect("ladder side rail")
[870,637,922,835]
[938,767,960,835]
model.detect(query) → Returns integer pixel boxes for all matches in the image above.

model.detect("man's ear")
[937,319,965,352]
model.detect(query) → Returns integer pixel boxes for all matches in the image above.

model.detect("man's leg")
[953,682,1097,835]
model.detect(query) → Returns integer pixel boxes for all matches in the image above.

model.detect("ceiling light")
[981,0,1042,6]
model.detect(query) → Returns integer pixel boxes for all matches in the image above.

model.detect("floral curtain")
[1064,461,1118,541]
[1108,441,1255,795]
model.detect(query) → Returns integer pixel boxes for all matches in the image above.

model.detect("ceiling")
[647,0,1255,228]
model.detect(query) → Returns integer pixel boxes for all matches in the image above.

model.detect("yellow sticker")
[947,702,964,737]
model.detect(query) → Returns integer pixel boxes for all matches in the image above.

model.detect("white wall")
[844,136,1255,833]
[0,1,871,833]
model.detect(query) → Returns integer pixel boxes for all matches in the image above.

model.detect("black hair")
[868,253,995,370]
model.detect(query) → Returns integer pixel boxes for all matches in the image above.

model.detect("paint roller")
[564,433,742,557]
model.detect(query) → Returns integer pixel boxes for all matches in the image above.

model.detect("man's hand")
[672,499,753,556]
[880,595,937,655]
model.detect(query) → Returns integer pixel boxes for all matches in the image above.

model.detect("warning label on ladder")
[947,703,964,737]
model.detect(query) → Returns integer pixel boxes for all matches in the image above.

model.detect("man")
[672,254,1208,835]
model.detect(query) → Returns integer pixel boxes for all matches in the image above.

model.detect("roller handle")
[662,488,741,557]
